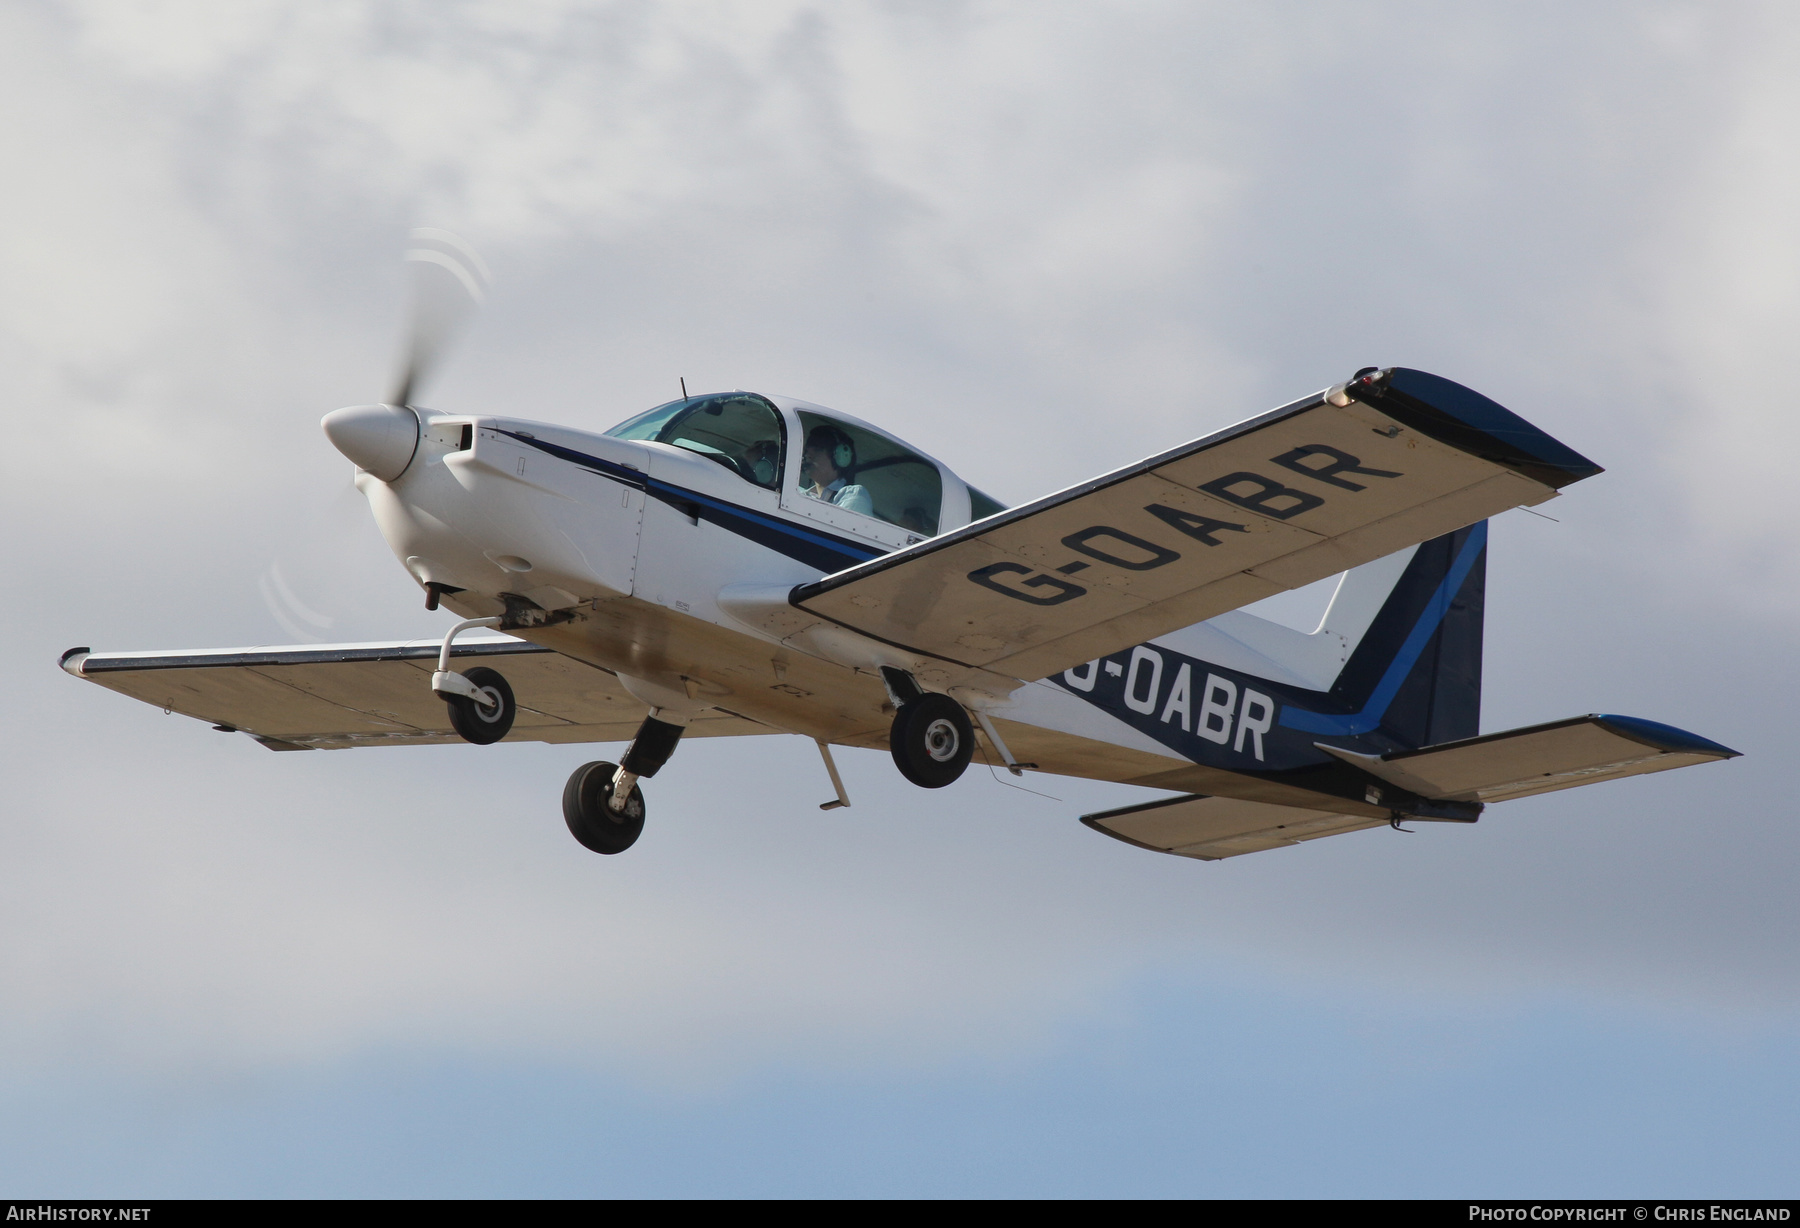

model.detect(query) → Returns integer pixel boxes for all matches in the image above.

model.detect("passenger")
[801,425,874,516]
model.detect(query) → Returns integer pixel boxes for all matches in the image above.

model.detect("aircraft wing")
[790,368,1601,682]
[60,638,775,750]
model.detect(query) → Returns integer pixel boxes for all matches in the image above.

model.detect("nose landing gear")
[433,615,518,744]
[442,666,516,744]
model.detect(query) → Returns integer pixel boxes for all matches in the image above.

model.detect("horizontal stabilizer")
[1317,714,1739,803]
[59,639,774,750]
[1081,794,1381,861]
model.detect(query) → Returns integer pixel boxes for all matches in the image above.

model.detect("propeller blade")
[388,228,491,407]
[260,478,378,643]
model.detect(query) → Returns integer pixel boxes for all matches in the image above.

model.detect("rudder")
[1321,520,1487,750]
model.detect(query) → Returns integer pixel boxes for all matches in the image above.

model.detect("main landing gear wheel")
[889,693,975,788]
[563,761,645,855]
[445,666,516,745]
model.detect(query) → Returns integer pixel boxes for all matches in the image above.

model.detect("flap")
[791,368,1599,683]
[1081,793,1382,861]
[61,638,775,750]
[1319,714,1740,803]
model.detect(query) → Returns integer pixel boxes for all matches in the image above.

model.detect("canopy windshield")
[606,393,784,490]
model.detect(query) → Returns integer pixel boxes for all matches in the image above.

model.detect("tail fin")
[1160,520,1487,749]
[1383,521,1485,747]
[1283,519,1487,748]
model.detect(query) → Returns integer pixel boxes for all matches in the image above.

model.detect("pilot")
[801,425,874,516]
[744,439,780,488]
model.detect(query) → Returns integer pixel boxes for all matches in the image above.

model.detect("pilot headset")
[751,452,777,485]
[810,427,854,472]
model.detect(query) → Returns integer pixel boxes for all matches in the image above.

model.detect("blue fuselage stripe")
[1278,520,1488,735]
[502,431,883,571]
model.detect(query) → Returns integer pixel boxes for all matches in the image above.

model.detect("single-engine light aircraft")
[62,238,1739,859]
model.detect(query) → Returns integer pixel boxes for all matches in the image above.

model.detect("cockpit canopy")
[794,410,940,535]
[606,392,1006,537]
[607,393,784,489]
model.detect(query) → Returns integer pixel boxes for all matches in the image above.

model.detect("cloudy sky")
[2,0,1796,1196]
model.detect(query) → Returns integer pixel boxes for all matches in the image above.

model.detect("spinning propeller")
[267,232,491,641]
[321,229,491,480]
[388,228,491,410]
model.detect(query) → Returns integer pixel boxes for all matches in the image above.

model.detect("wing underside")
[62,639,774,750]
[790,369,1601,682]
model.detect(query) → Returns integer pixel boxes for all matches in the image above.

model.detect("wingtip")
[59,647,91,676]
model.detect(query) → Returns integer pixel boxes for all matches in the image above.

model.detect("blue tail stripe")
[1278,521,1488,736]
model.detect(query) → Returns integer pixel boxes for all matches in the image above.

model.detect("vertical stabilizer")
[1322,520,1487,749]
[1064,521,1491,757]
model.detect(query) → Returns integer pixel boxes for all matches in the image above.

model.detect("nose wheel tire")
[889,693,975,788]
[445,666,516,745]
[563,761,646,854]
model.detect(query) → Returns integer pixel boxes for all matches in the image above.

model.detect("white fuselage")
[358,400,1048,750]
[349,395,1389,798]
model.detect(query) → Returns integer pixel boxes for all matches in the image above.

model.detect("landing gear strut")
[433,616,517,744]
[882,668,974,788]
[443,666,516,744]
[562,761,645,854]
[560,711,687,855]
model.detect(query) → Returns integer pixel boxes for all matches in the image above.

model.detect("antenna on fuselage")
[680,376,688,399]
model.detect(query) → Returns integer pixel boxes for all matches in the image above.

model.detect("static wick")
[1519,505,1561,523]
